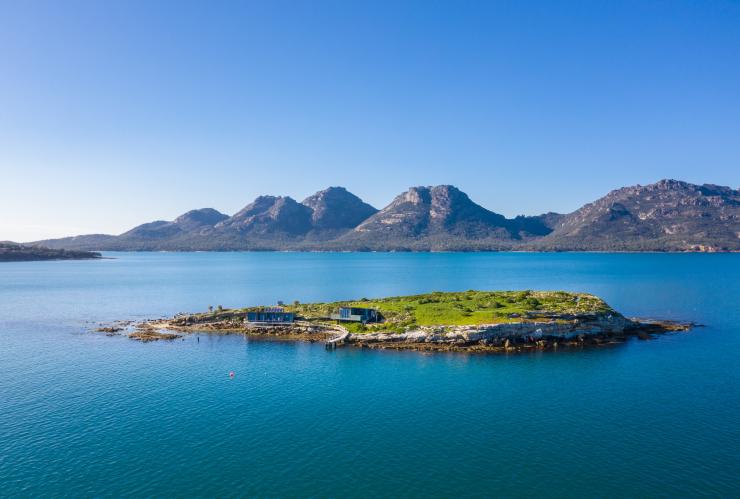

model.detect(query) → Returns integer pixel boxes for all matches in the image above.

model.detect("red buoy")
[229,371,235,378]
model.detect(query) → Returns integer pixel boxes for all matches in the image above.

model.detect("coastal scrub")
[276,290,614,333]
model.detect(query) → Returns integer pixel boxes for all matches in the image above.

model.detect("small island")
[0,242,102,262]
[120,290,692,352]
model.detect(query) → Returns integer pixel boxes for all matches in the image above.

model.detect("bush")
[525,298,540,309]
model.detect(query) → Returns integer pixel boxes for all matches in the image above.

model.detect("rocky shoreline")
[108,311,693,353]
[345,317,693,352]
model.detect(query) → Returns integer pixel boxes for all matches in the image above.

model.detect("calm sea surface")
[1,252,738,497]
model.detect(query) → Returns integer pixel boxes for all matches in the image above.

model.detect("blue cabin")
[246,307,294,324]
[330,307,378,324]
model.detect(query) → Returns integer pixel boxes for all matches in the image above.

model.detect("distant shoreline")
[0,243,102,263]
[73,248,740,254]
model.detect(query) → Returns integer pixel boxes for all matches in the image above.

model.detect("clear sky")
[2,0,739,242]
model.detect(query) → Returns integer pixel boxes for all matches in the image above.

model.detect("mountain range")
[34,180,740,252]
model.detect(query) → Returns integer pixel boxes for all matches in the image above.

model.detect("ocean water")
[1,252,738,497]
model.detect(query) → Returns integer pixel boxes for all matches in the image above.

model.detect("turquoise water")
[1,252,739,497]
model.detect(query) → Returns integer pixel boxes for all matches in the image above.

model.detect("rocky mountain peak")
[428,185,475,220]
[228,196,279,220]
[351,184,516,241]
[384,185,464,213]
[399,186,432,206]
[217,195,312,235]
[174,208,228,231]
[651,179,691,191]
[541,179,740,251]
[301,187,378,229]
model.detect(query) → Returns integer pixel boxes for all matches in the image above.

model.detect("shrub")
[525,298,541,309]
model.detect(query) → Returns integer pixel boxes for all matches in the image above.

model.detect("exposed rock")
[346,185,518,243]
[125,308,692,353]
[129,328,180,342]
[96,326,123,333]
[32,179,740,252]
[348,312,636,348]
[216,196,314,235]
[535,179,740,251]
[301,186,378,230]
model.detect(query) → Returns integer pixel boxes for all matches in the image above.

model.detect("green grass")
[283,290,615,332]
[196,290,616,334]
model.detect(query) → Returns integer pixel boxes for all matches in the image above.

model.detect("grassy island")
[116,290,691,352]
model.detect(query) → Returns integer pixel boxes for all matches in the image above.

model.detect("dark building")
[330,307,379,324]
[246,307,295,324]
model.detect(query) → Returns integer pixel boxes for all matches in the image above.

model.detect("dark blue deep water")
[1,253,739,497]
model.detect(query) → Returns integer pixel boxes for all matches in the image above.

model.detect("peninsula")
[0,242,102,262]
[123,290,692,352]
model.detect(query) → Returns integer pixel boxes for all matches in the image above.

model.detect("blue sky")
[2,0,739,241]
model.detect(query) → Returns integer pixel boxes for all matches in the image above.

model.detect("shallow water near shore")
[1,252,739,497]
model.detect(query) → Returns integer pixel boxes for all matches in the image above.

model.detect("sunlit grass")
[284,290,614,331]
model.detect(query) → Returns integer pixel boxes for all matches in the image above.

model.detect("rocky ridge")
[32,179,740,252]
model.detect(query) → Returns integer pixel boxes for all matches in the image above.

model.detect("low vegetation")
[197,290,615,334]
[181,290,616,335]
[0,242,101,262]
